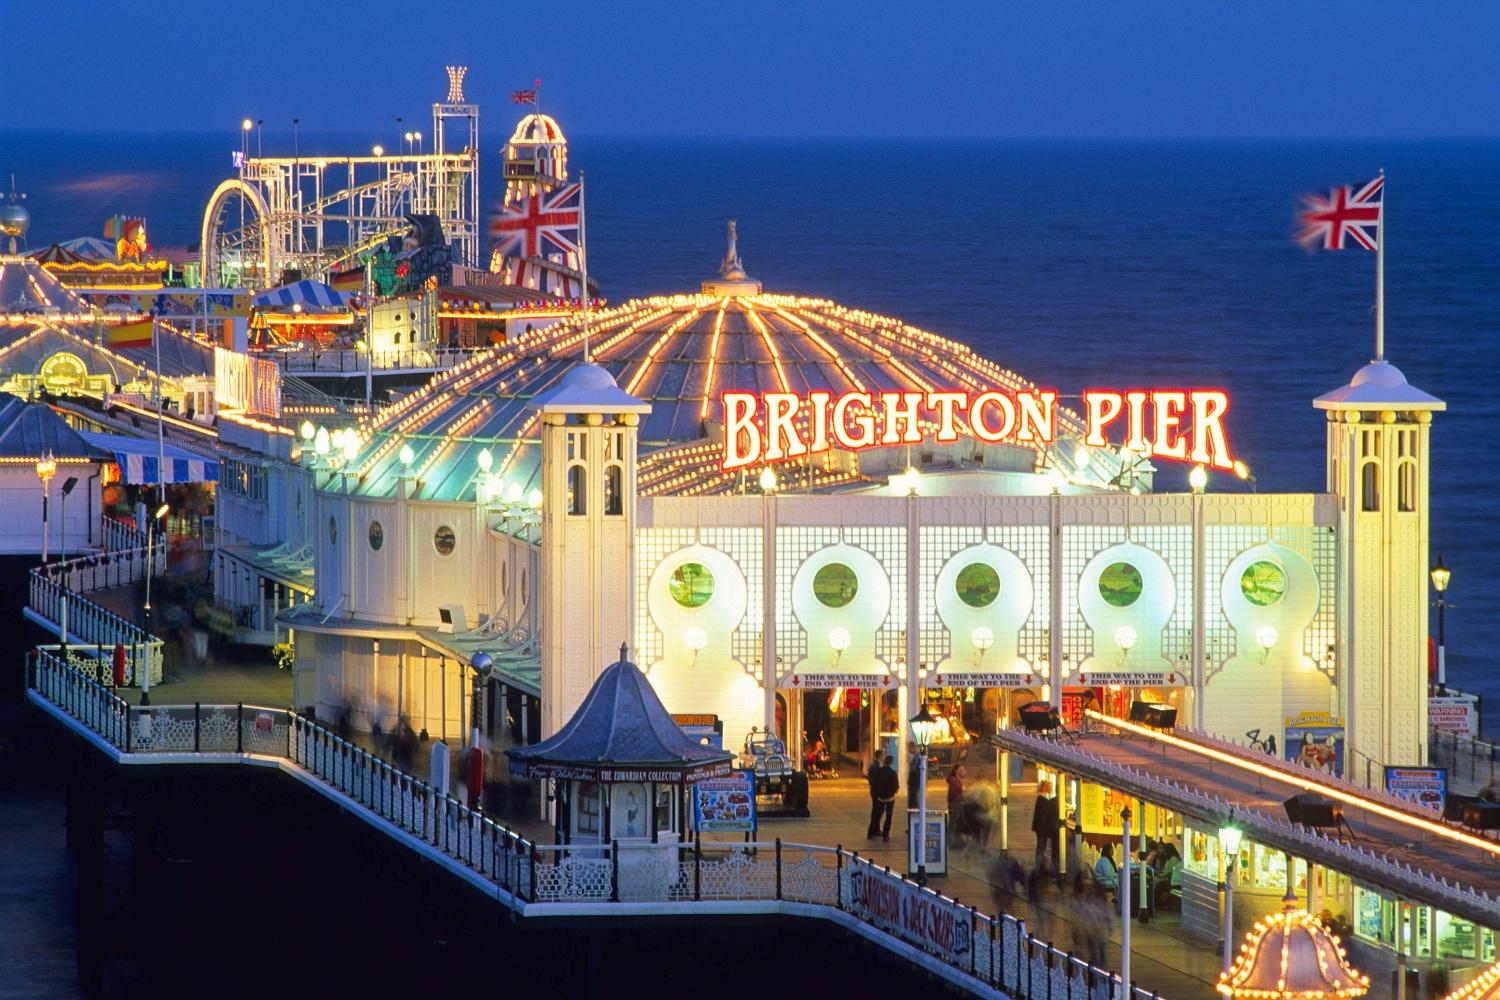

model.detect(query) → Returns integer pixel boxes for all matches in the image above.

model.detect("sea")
[0,130,1497,996]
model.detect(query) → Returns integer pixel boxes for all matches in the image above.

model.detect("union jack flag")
[511,89,537,104]
[1297,176,1383,250]
[490,182,581,259]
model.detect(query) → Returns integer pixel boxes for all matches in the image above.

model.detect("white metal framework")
[201,67,480,289]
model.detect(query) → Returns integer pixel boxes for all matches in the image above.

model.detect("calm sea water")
[2,131,1497,723]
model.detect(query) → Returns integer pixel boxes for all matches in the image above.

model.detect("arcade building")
[272,239,1440,787]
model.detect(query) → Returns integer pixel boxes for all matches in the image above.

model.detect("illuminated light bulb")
[1114,625,1138,652]
[528,489,543,508]
[1073,445,1090,470]
[399,444,415,466]
[759,467,777,492]
[828,627,852,653]
[1189,465,1208,493]
[1234,460,1251,481]
[241,118,253,131]
[477,447,493,473]
[683,627,708,653]
[314,427,330,456]
[300,420,315,441]
[970,626,995,653]
[1256,625,1279,652]
[506,482,523,504]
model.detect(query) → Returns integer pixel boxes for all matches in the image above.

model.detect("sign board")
[254,711,274,735]
[1384,766,1447,815]
[784,672,894,689]
[1074,671,1186,688]
[672,713,723,750]
[1079,782,1164,835]
[1429,696,1477,738]
[846,857,973,965]
[928,672,1038,688]
[693,771,757,833]
[1284,712,1345,778]
[721,387,1234,472]
[907,810,947,875]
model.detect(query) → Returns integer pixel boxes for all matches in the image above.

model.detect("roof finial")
[618,641,629,663]
[719,219,746,280]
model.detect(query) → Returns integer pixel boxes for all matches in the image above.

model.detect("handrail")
[26,649,1160,999]
[28,549,164,684]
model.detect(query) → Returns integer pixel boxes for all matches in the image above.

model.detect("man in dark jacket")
[1031,780,1061,876]
[867,753,899,840]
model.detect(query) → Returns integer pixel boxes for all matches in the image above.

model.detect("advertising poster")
[846,858,972,965]
[1283,712,1345,778]
[1078,782,1163,835]
[693,770,756,833]
[1384,766,1447,815]
[907,810,947,875]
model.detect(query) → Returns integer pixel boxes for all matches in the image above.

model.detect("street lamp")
[59,477,78,561]
[1219,820,1244,973]
[141,502,169,706]
[908,703,940,885]
[1189,465,1208,493]
[1431,554,1452,694]
[35,452,56,563]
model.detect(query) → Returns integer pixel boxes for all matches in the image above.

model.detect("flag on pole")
[490,181,582,258]
[329,264,365,292]
[511,89,538,104]
[1297,176,1383,250]
[107,319,154,349]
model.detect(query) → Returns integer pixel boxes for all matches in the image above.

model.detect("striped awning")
[252,280,351,311]
[80,432,219,485]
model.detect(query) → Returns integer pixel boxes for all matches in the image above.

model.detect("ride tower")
[1315,359,1444,784]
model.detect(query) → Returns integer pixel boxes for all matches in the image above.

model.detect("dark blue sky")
[3,1,1497,136]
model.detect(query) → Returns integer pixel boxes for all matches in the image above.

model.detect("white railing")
[28,567,162,684]
[1430,728,1500,789]
[27,651,1161,999]
[267,346,487,375]
[102,515,148,552]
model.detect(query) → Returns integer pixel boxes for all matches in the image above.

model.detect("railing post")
[194,702,201,752]
[970,905,978,977]
[835,846,843,909]
[775,838,783,900]
[124,702,132,751]
[236,703,244,753]
[694,835,702,901]
[528,842,538,902]
[610,840,620,902]
[991,913,1000,987]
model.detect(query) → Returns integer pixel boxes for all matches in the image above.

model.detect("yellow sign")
[1078,782,1163,835]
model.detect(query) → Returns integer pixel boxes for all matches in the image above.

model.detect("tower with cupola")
[1316,359,1444,782]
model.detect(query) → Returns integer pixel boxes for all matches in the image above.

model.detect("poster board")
[1283,712,1345,778]
[1384,766,1447,815]
[907,809,947,875]
[693,770,757,834]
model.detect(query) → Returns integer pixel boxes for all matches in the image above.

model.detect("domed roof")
[338,288,1109,502]
[1217,897,1368,998]
[1315,359,1444,411]
[508,113,566,145]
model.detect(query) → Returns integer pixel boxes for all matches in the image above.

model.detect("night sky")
[2,1,1498,136]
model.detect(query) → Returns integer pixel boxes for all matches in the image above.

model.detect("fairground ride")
[200,67,480,289]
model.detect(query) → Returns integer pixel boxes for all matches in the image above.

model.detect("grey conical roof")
[507,648,732,782]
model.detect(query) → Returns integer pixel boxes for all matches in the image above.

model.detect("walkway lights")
[1431,554,1452,693]
[35,452,56,563]
[909,703,939,886]
[1219,820,1244,973]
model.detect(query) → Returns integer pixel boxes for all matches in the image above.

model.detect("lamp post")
[1431,554,1452,694]
[35,453,56,563]
[1219,820,1244,973]
[59,477,78,562]
[471,652,494,747]
[909,703,939,885]
[1120,805,1133,990]
[140,501,169,705]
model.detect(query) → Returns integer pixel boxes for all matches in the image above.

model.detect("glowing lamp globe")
[909,703,939,749]
[828,627,852,653]
[1255,625,1279,652]
[971,626,995,653]
[1431,554,1451,595]
[1216,893,1368,998]
[759,467,777,493]
[1114,625,1138,652]
[399,444,415,467]
[1189,465,1208,492]
[683,627,708,653]
[477,447,494,473]
[300,420,315,441]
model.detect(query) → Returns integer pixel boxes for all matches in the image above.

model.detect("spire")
[719,218,746,279]
[702,219,762,296]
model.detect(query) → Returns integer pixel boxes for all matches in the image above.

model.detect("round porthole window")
[368,521,384,551]
[669,562,714,608]
[328,516,337,545]
[813,563,858,608]
[956,563,1000,608]
[433,525,456,556]
[1098,562,1143,608]
[1240,561,1287,607]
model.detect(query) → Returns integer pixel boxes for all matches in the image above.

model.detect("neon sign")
[720,388,1233,471]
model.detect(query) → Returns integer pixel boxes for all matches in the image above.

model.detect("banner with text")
[845,857,973,966]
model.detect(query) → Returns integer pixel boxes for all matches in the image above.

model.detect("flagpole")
[153,312,165,485]
[578,172,590,362]
[1375,169,1385,362]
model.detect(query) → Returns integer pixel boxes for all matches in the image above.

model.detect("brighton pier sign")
[720,388,1233,472]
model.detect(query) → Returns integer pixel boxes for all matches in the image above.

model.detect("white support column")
[1049,487,1063,708]
[761,489,777,734]
[901,490,920,780]
[1192,489,1206,729]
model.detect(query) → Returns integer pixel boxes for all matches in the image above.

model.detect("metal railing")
[102,515,148,552]
[1430,728,1499,788]
[26,651,1159,999]
[28,566,162,684]
[267,346,487,375]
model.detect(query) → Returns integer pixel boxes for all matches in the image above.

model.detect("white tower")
[1316,359,1444,782]
[530,363,651,737]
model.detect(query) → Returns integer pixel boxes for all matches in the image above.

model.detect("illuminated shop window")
[956,563,1000,608]
[669,562,714,608]
[1098,562,1142,608]
[1239,561,1286,607]
[434,525,456,556]
[328,516,338,546]
[567,464,586,515]
[368,521,384,551]
[604,465,623,515]
[813,563,859,608]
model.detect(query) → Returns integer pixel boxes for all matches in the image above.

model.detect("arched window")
[1397,460,1417,513]
[604,464,623,515]
[567,463,587,515]
[1360,461,1380,512]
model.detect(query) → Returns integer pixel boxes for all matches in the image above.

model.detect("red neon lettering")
[832,392,876,449]
[1084,391,1123,447]
[971,391,1015,443]
[763,392,807,461]
[1151,390,1188,460]
[807,390,831,454]
[926,391,966,443]
[1125,390,1149,454]
[1190,390,1233,469]
[1017,389,1056,443]
[880,391,924,445]
[722,391,759,471]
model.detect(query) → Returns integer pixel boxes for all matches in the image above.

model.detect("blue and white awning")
[252,279,351,311]
[81,432,219,485]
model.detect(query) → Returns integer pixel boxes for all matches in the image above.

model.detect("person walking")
[1031,779,1061,877]
[946,764,967,845]
[867,752,899,841]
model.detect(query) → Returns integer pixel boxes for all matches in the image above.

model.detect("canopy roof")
[0,396,112,461]
[253,279,351,311]
[507,647,733,784]
[80,431,219,484]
